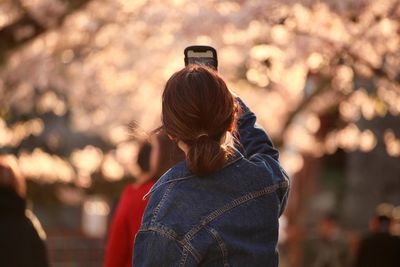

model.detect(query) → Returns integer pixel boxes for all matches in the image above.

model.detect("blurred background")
[0,0,399,266]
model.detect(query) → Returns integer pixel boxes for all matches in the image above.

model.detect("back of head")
[377,215,392,232]
[0,155,26,198]
[137,141,152,173]
[369,214,392,233]
[162,65,238,176]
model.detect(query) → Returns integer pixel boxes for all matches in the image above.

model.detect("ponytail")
[186,135,227,176]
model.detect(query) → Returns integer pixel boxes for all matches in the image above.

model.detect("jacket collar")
[143,146,244,200]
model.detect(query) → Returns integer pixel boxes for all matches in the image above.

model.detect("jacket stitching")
[143,149,244,199]
[139,225,202,263]
[222,152,243,168]
[180,240,200,264]
[184,180,289,241]
[205,226,230,267]
[143,175,195,199]
[150,181,176,225]
[179,247,189,267]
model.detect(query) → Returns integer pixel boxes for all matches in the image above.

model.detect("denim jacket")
[133,98,290,267]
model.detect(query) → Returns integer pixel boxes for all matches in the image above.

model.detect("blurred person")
[355,214,400,267]
[0,155,49,267]
[103,132,184,267]
[303,214,350,267]
[133,65,290,266]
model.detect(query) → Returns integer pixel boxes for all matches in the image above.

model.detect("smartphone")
[184,45,218,70]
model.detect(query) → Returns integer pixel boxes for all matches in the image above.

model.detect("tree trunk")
[343,114,400,231]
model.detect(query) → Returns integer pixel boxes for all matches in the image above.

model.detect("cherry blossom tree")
[1,1,400,264]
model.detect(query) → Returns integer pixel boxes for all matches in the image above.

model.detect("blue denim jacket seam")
[148,223,178,239]
[143,150,243,200]
[142,165,185,200]
[223,150,243,167]
[150,181,177,225]
[137,227,176,241]
[249,153,280,169]
[184,181,288,241]
[143,175,196,200]
[279,181,290,215]
[139,224,202,263]
[179,240,201,264]
[280,166,290,182]
[251,156,271,172]
[179,247,190,267]
[205,226,230,267]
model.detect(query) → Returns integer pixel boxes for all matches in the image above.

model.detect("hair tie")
[196,133,209,139]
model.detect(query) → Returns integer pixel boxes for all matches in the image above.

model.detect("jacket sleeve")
[236,97,289,216]
[235,97,279,161]
[133,230,189,267]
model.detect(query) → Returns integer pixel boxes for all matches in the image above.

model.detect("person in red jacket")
[103,132,184,267]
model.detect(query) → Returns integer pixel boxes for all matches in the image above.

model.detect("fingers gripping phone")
[184,45,218,70]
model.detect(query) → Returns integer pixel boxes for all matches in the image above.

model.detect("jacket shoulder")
[140,162,191,227]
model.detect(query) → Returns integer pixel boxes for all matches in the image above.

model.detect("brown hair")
[151,131,186,180]
[162,65,238,176]
[0,155,26,198]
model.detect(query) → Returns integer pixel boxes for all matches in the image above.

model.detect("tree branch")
[0,0,95,63]
[277,2,400,144]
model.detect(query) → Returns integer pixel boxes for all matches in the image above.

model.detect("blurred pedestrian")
[133,65,289,266]
[0,155,49,267]
[103,132,184,267]
[355,214,400,267]
[303,214,350,267]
